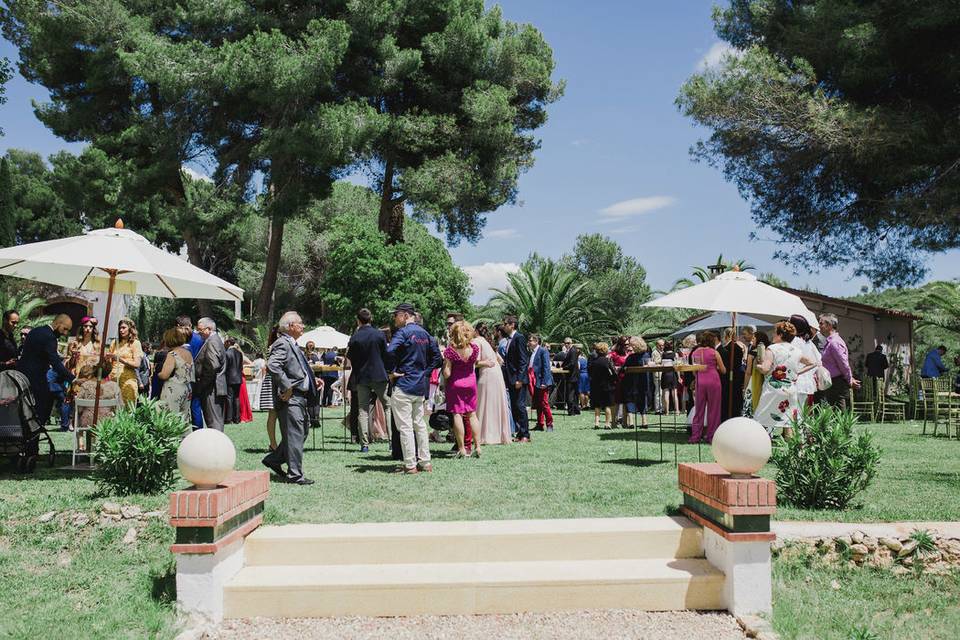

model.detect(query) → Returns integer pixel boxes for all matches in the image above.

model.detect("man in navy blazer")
[528,334,554,431]
[502,315,531,442]
[17,314,76,432]
[345,307,389,453]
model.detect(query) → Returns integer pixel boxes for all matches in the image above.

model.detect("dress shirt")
[821,332,853,382]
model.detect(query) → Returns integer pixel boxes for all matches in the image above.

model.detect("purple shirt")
[821,332,852,382]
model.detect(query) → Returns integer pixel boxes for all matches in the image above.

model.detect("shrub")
[771,405,881,510]
[93,400,187,495]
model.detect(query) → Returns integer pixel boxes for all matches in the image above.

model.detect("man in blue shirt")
[921,345,948,378]
[178,316,205,429]
[387,303,442,474]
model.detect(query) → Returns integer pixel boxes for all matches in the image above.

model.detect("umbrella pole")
[92,269,117,426]
[728,312,737,417]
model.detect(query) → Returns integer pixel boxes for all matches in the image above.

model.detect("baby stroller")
[0,369,54,473]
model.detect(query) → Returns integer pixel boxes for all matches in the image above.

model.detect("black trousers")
[224,383,241,423]
[508,384,530,439]
[720,373,744,421]
[818,376,850,411]
[321,378,336,406]
[566,373,581,414]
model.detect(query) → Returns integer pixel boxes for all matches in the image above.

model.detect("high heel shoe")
[471,448,481,459]
[455,451,467,459]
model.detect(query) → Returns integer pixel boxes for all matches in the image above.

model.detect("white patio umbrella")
[297,326,350,349]
[0,220,244,419]
[643,269,817,411]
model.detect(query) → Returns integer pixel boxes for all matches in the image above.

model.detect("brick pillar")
[169,470,269,621]
[678,463,776,616]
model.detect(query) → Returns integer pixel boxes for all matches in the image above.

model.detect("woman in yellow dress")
[109,317,143,406]
[68,316,102,375]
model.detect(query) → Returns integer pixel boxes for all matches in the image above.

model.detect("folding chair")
[876,384,906,423]
[72,396,119,467]
[850,383,875,423]
[931,378,958,439]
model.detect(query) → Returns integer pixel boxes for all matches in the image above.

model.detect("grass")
[0,410,957,638]
[773,547,960,640]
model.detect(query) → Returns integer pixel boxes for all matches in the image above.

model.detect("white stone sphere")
[177,429,236,489]
[711,417,771,477]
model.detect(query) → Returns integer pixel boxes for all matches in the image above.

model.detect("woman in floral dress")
[755,321,816,438]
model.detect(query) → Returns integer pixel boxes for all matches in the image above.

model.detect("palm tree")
[917,281,960,338]
[0,288,52,328]
[671,254,756,290]
[487,260,616,343]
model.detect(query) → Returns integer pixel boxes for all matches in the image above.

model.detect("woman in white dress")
[789,314,821,409]
[755,321,816,438]
[472,324,511,445]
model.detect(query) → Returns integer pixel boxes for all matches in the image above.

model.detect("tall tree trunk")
[182,228,213,319]
[378,159,404,244]
[255,215,284,321]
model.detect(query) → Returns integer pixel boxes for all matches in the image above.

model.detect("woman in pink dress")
[443,321,483,458]
[689,331,726,444]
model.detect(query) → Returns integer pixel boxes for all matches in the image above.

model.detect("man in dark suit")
[345,308,389,453]
[529,334,555,431]
[502,315,531,442]
[194,317,227,431]
[561,337,581,415]
[17,314,75,448]
[865,344,889,398]
[223,338,244,424]
[262,311,319,485]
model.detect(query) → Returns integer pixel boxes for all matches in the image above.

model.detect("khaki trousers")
[390,389,431,470]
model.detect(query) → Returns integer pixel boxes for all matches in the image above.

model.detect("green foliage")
[0,282,52,328]
[487,258,616,343]
[560,234,651,333]
[848,627,879,640]
[0,56,9,136]
[771,406,881,510]
[0,158,14,247]
[314,208,471,334]
[678,1,960,287]
[92,400,186,496]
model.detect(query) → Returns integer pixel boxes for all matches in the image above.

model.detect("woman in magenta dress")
[609,336,629,426]
[689,331,727,444]
[443,320,485,458]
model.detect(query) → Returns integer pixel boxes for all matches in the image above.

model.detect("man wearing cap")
[387,303,442,474]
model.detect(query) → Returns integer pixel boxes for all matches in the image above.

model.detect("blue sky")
[1,1,957,304]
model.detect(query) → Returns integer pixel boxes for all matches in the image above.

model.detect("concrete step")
[223,558,725,618]
[243,516,703,566]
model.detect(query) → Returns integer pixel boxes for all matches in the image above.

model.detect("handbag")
[428,409,453,432]
[814,365,833,391]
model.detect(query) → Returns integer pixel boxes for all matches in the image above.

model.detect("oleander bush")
[771,405,881,510]
[93,400,187,495]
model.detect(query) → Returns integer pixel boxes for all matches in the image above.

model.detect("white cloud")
[570,138,590,147]
[599,195,676,221]
[181,166,213,183]
[486,228,518,239]
[462,262,520,304]
[696,42,740,72]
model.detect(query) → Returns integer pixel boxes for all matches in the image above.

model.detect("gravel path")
[209,610,747,640]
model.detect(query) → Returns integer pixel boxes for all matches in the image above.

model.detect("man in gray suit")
[194,317,227,431]
[261,311,318,485]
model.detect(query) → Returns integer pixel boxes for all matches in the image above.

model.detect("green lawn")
[0,410,957,639]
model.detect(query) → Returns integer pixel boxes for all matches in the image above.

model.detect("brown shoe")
[418,463,433,473]
[395,466,419,475]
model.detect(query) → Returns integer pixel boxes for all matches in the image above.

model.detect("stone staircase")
[222,515,725,618]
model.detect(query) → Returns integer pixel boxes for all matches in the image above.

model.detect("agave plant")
[488,260,616,343]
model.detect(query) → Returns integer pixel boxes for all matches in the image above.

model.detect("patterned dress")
[159,349,195,428]
[755,342,802,435]
[110,339,143,406]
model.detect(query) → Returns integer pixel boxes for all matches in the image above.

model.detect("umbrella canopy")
[644,270,816,325]
[297,326,350,349]
[670,312,773,337]
[0,223,243,302]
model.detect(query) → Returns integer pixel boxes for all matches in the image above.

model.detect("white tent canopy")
[644,270,817,325]
[297,326,350,349]
[0,224,243,302]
